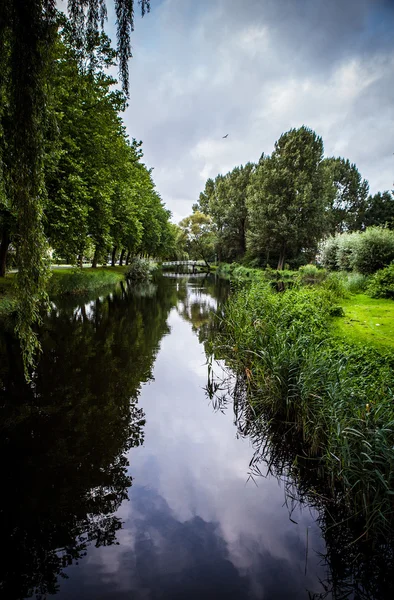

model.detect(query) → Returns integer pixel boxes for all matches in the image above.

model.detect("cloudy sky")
[114,0,393,222]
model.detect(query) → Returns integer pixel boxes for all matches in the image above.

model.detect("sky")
[110,0,394,223]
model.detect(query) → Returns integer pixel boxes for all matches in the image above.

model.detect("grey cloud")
[123,0,394,221]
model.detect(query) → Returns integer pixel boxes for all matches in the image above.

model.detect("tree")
[178,211,216,267]
[196,163,255,262]
[247,126,326,269]
[0,0,150,372]
[322,157,369,233]
[364,191,394,229]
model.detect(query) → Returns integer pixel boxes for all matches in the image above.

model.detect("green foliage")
[335,231,361,271]
[247,126,326,269]
[365,190,394,229]
[0,2,152,374]
[319,235,340,270]
[195,163,254,262]
[322,157,369,233]
[351,227,394,275]
[321,227,394,275]
[178,211,216,265]
[367,264,394,299]
[125,258,155,282]
[297,264,327,285]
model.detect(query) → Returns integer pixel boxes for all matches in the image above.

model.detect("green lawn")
[332,293,394,349]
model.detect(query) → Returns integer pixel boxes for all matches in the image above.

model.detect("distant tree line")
[177,126,394,269]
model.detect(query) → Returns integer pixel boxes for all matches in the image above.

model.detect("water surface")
[0,275,361,599]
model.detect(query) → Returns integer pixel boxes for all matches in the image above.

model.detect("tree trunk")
[125,250,131,265]
[77,254,83,269]
[277,242,286,270]
[0,228,11,277]
[111,246,117,267]
[240,219,246,257]
[119,249,126,266]
[92,247,99,268]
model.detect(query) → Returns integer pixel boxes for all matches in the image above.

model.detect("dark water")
[0,276,391,599]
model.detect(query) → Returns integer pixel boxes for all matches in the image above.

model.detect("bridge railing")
[161,260,206,267]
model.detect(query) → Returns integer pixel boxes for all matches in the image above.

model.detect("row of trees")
[0,18,173,277]
[177,126,394,269]
[0,1,153,367]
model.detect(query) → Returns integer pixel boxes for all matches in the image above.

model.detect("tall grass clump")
[213,280,394,536]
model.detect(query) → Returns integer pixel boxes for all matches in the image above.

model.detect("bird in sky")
[222,134,229,138]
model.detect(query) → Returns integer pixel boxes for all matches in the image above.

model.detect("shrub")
[320,236,340,271]
[126,257,155,282]
[351,227,394,275]
[367,263,394,299]
[336,232,361,271]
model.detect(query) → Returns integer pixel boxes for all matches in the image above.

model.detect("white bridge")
[161,260,206,267]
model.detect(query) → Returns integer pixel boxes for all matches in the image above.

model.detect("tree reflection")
[205,362,394,600]
[0,279,178,599]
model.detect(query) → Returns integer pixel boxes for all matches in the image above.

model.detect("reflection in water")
[0,279,178,599]
[2,275,391,600]
[206,360,394,600]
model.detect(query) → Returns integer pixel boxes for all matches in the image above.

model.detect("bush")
[126,257,155,282]
[367,263,394,299]
[351,227,394,275]
[336,232,361,271]
[320,228,394,275]
[320,236,340,271]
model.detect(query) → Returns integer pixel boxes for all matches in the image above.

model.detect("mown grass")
[211,279,394,537]
[333,294,394,349]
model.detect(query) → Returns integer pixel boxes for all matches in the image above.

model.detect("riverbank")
[210,274,394,536]
[47,266,127,296]
[0,267,129,318]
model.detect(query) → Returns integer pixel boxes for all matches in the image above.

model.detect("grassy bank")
[211,279,394,535]
[48,267,127,296]
[0,267,127,317]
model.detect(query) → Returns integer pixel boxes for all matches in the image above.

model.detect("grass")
[48,266,126,296]
[332,294,394,349]
[0,267,127,312]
